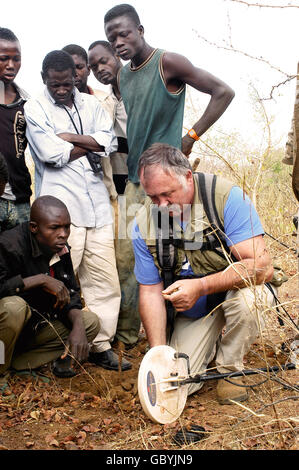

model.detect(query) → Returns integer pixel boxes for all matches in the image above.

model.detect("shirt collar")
[14,83,30,101]
[30,231,69,264]
[49,246,69,266]
[44,85,84,109]
[108,85,123,103]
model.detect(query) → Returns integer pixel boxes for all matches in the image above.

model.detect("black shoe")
[173,425,207,446]
[52,356,77,378]
[88,349,132,371]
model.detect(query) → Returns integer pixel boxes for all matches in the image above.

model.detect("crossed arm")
[57,133,104,162]
[139,235,274,348]
[24,99,116,167]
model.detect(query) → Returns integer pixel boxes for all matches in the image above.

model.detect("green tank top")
[119,49,186,183]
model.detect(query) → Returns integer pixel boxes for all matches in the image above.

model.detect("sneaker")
[216,377,248,405]
[88,349,132,371]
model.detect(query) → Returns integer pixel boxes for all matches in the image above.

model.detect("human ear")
[138,24,144,37]
[29,221,38,234]
[41,72,46,84]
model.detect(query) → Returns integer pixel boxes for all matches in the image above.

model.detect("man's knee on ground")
[0,296,31,332]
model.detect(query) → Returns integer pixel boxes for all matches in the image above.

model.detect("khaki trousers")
[114,181,147,346]
[0,296,100,373]
[170,285,276,395]
[68,223,121,353]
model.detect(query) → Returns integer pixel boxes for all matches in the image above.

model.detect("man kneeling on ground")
[0,195,100,385]
[132,143,280,405]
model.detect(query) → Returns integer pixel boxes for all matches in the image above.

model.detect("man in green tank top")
[103,3,235,350]
[104,3,235,175]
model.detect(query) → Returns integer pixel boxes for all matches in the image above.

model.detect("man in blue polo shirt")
[132,143,277,405]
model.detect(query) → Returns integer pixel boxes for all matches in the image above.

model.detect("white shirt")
[24,87,117,228]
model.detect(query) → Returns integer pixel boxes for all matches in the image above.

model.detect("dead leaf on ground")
[76,431,87,445]
[30,411,40,421]
[25,441,35,448]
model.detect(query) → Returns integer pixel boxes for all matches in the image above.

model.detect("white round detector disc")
[138,345,188,424]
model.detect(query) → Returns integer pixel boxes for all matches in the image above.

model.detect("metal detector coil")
[137,345,188,424]
[138,345,297,424]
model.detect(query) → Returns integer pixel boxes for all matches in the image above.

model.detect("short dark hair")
[42,50,76,78]
[0,152,8,185]
[88,40,115,56]
[30,195,69,223]
[0,27,19,42]
[104,4,140,26]
[62,44,88,64]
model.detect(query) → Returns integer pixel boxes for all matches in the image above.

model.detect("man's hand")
[162,279,204,312]
[62,327,89,364]
[41,275,70,309]
[62,310,89,363]
[181,134,195,157]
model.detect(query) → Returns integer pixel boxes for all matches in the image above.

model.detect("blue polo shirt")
[132,186,264,319]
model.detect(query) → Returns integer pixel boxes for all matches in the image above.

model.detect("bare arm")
[139,282,167,348]
[62,309,89,363]
[162,52,235,156]
[162,235,274,312]
[57,133,104,152]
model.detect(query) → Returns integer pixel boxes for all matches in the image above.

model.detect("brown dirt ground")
[0,274,298,451]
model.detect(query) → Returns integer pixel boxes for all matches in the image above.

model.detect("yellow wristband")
[188,128,200,141]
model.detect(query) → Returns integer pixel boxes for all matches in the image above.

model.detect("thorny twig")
[227,0,299,9]
[192,29,297,100]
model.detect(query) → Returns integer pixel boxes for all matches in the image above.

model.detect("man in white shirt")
[24,50,131,371]
[88,41,141,351]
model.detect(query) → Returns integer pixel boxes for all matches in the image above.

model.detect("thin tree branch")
[227,0,299,8]
[193,29,291,77]
[192,29,297,99]
[262,75,298,101]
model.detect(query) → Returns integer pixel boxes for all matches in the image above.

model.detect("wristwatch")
[187,128,200,141]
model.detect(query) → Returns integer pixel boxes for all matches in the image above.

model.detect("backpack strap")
[196,172,224,232]
[195,172,235,261]
[155,210,180,341]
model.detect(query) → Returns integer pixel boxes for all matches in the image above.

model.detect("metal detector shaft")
[179,363,296,385]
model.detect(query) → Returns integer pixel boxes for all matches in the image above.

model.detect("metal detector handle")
[174,352,191,376]
[181,362,297,385]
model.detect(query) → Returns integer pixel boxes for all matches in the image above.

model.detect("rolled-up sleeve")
[89,103,118,156]
[24,100,73,168]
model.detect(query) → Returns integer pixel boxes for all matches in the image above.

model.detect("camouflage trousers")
[0,198,30,232]
[114,181,146,346]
